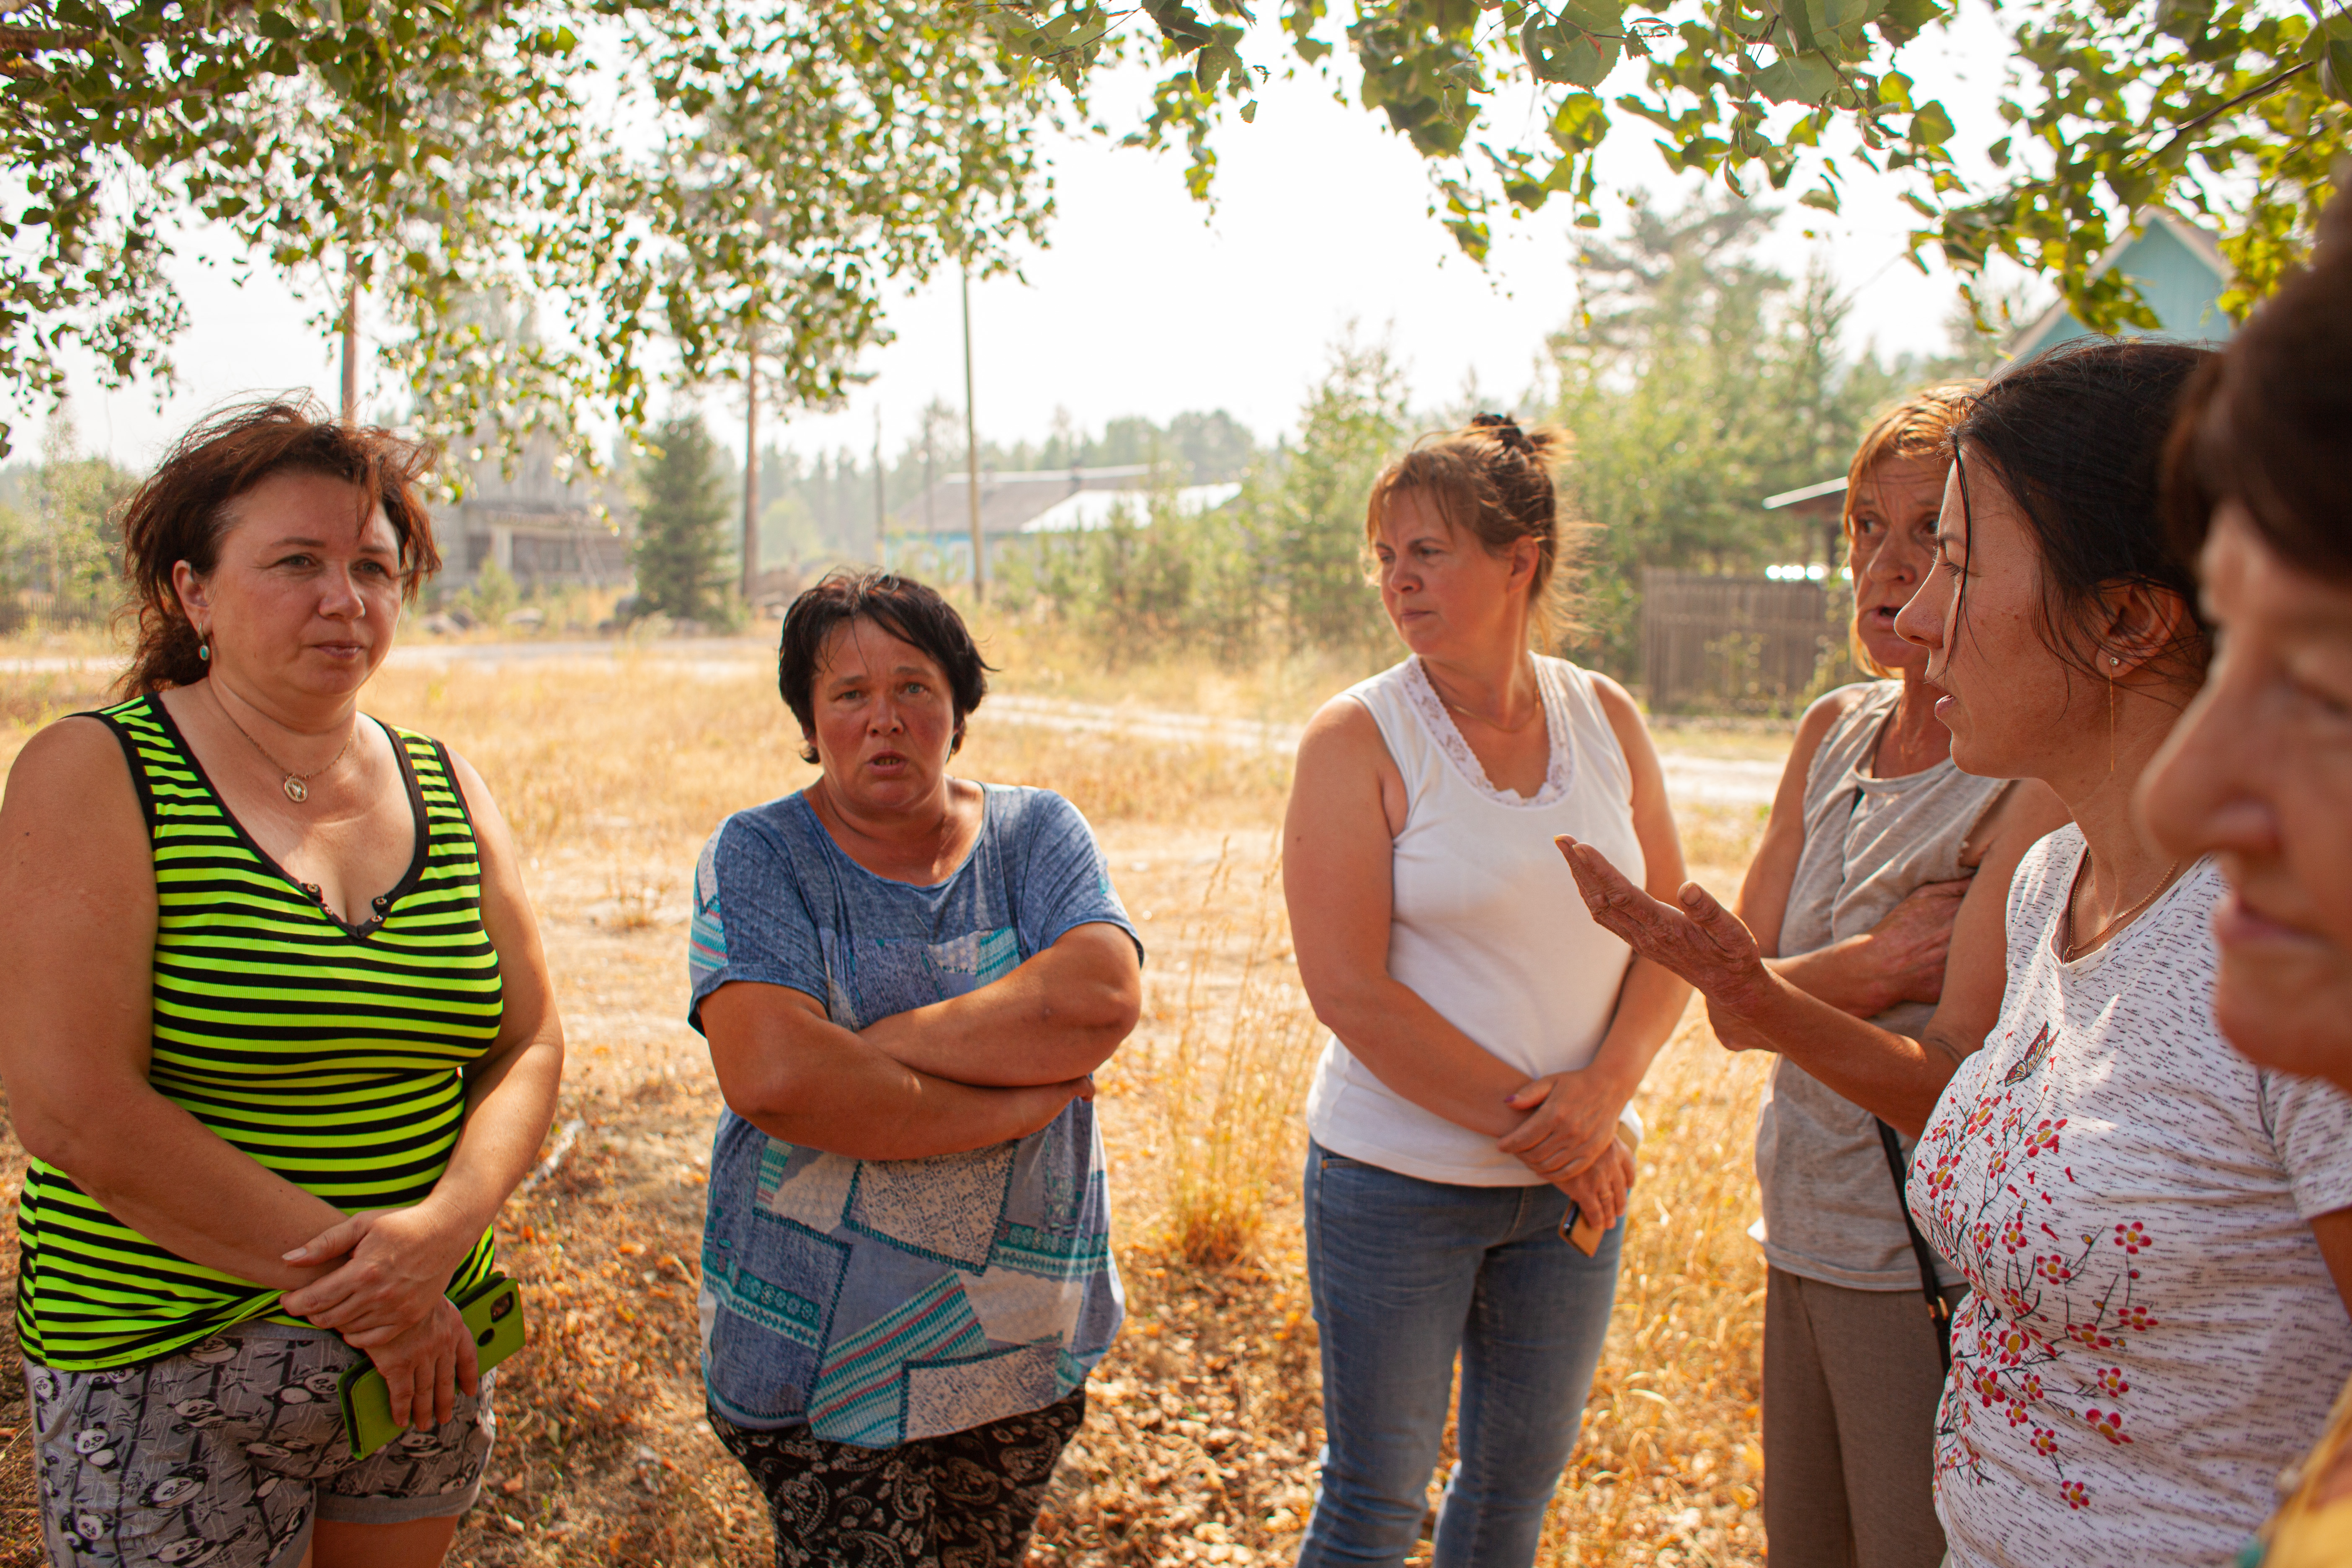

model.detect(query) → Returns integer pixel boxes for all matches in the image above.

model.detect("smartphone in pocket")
[338,1271,527,1460]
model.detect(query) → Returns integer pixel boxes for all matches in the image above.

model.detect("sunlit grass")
[0,638,1785,1567]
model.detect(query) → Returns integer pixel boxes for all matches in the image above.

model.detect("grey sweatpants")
[1763,1265,1963,1568]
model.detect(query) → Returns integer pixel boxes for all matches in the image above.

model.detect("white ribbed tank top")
[1304,653,1646,1186]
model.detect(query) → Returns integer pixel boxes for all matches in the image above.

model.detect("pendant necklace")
[215,692,357,803]
[2059,850,2183,963]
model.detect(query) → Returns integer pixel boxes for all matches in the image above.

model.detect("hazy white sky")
[20,3,2029,470]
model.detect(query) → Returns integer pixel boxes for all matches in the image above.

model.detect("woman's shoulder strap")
[1803,681,1898,788]
[1334,657,1429,764]
[1535,654,1635,798]
[384,723,477,845]
[1534,652,1606,719]
[72,694,171,833]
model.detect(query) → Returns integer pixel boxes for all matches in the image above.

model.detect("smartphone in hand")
[1560,1118,1644,1257]
[338,1271,527,1459]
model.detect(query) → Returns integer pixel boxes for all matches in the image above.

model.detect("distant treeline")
[969,196,2002,685]
[7,196,2008,706]
[750,408,1259,568]
[0,410,139,634]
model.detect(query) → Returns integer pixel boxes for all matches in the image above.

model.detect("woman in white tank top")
[1283,415,1693,1568]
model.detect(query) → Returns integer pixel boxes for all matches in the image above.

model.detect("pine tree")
[631,413,731,626]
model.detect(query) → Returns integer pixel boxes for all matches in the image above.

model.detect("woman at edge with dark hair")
[687,569,1142,1568]
[2138,189,2352,1566]
[1555,339,2352,1565]
[0,398,565,1568]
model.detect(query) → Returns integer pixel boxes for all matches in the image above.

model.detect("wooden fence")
[1639,567,1854,714]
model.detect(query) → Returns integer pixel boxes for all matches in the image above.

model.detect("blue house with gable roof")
[2007,207,2236,359]
[1759,208,2236,529]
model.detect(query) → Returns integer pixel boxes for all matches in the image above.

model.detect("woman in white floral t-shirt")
[1557,337,2352,1567]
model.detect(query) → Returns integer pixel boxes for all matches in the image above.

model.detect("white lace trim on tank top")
[1400,655,1574,808]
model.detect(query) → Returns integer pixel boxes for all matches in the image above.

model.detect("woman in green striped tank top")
[0,400,565,1568]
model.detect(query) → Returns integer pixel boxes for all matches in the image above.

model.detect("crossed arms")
[701,921,1143,1163]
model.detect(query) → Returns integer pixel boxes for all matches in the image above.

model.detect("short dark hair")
[1950,336,2214,690]
[119,395,441,696]
[776,570,993,764]
[2163,189,2352,580]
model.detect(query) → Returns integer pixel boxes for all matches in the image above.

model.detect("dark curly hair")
[116,395,441,697]
[776,570,993,764]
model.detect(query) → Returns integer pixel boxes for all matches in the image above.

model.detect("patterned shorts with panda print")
[23,1320,495,1568]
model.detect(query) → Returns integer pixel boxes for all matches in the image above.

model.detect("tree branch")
[2145,59,2315,162]
[0,24,98,53]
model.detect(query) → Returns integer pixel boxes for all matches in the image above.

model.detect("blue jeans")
[1298,1140,1623,1568]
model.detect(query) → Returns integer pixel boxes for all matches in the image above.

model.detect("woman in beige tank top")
[1728,388,2069,1568]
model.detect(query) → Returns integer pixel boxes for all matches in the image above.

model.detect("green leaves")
[2320,22,2352,105]
[1088,0,2348,348]
[1872,0,1946,46]
[1521,10,1620,88]
[9,0,2337,470]
[1746,52,1840,103]
[0,1,1063,467]
[1550,89,1612,153]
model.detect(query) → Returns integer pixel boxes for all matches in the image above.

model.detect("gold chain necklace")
[213,689,358,804]
[2060,850,2184,963]
[1425,663,1543,734]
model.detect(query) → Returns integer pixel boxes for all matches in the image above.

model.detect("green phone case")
[338,1271,527,1460]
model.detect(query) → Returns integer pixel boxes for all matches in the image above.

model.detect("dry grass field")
[0,624,1786,1567]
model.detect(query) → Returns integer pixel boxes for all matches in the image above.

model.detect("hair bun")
[1470,412,1532,453]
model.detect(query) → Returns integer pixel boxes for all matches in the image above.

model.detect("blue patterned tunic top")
[687,784,1135,1446]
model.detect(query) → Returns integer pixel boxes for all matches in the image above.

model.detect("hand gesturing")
[1555,835,1779,1052]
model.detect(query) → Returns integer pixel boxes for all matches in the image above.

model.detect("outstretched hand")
[1555,835,1778,1052]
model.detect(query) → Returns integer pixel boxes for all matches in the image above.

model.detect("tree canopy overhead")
[0,0,593,453]
[0,0,1063,461]
[6,0,2340,465]
[997,0,2349,331]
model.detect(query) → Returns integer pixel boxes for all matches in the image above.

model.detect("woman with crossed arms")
[1735,383,2066,1568]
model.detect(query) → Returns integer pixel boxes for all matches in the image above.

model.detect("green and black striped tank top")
[14,694,504,1370]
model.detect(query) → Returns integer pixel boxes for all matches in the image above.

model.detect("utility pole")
[923,419,935,537]
[872,406,886,568]
[743,327,760,606]
[960,264,985,603]
[339,268,360,423]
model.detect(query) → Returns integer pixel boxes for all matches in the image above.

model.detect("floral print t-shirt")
[1911,826,2352,1567]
